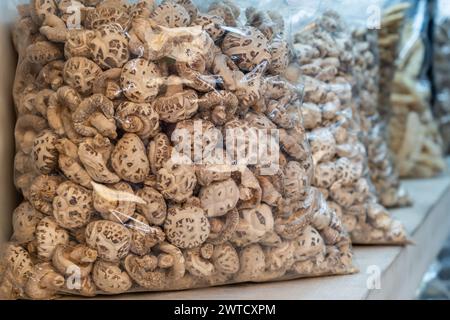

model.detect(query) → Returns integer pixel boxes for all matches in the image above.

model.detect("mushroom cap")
[27,41,63,65]
[116,101,160,140]
[28,175,61,215]
[283,161,310,201]
[221,26,271,72]
[25,262,65,300]
[151,2,191,28]
[314,161,337,189]
[184,248,215,278]
[172,0,198,21]
[154,88,199,124]
[85,2,131,30]
[30,0,58,25]
[92,260,132,294]
[12,201,43,244]
[199,179,240,217]
[232,204,274,247]
[85,220,131,262]
[293,225,326,262]
[111,133,150,184]
[269,37,290,75]
[123,254,166,289]
[164,205,210,249]
[32,130,59,175]
[129,213,165,256]
[234,243,265,282]
[211,242,240,274]
[15,114,49,155]
[156,159,197,203]
[65,29,96,59]
[52,244,97,279]
[0,244,34,294]
[264,240,296,271]
[120,58,162,103]
[52,181,93,229]
[36,217,70,261]
[63,57,102,95]
[90,23,129,69]
[148,133,172,175]
[136,187,167,226]
[193,14,226,41]
[92,182,137,222]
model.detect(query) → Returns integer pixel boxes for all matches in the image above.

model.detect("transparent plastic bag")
[346,0,411,208]
[290,5,409,244]
[388,0,446,178]
[433,0,450,154]
[2,0,356,300]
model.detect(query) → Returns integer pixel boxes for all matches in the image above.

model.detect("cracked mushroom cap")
[283,161,311,202]
[153,76,199,124]
[92,260,132,294]
[211,242,240,275]
[31,130,59,175]
[25,263,65,300]
[136,187,167,226]
[335,157,363,185]
[150,2,191,28]
[12,201,43,244]
[92,182,137,222]
[117,101,160,140]
[193,13,226,41]
[199,178,240,217]
[234,243,265,282]
[85,1,131,30]
[264,240,296,271]
[148,133,172,175]
[26,41,63,65]
[63,57,102,95]
[232,204,274,247]
[156,159,197,203]
[0,244,34,299]
[314,161,337,189]
[36,217,70,261]
[52,181,94,229]
[269,37,289,75]
[121,58,162,103]
[207,207,239,245]
[65,29,96,59]
[30,0,58,25]
[221,26,271,72]
[28,175,61,216]
[293,225,326,262]
[164,205,210,249]
[52,244,98,279]
[111,133,150,184]
[89,23,130,69]
[129,214,165,256]
[309,128,337,165]
[85,220,131,262]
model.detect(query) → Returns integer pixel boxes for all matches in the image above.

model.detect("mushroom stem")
[69,246,98,264]
[165,76,184,96]
[89,112,118,139]
[40,271,65,290]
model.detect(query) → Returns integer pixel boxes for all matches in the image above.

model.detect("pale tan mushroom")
[236,167,262,210]
[52,244,98,280]
[200,178,240,217]
[151,2,191,27]
[222,26,271,72]
[84,0,131,30]
[116,101,160,140]
[30,0,58,25]
[232,204,274,247]
[111,133,150,184]
[123,254,165,289]
[208,0,240,27]
[314,161,337,189]
[15,114,48,155]
[234,243,265,282]
[264,240,296,272]
[85,220,131,262]
[40,14,68,43]
[25,263,65,300]
[72,94,117,139]
[26,41,64,65]
[78,135,120,184]
[126,213,164,256]
[31,130,59,175]
[207,208,239,245]
[65,29,96,59]
[36,217,70,261]
[184,248,215,278]
[148,133,172,175]
[136,187,167,226]
[92,260,132,294]
[89,23,129,69]
[211,242,239,275]
[193,13,226,41]
[28,175,61,215]
[120,58,162,103]
[156,159,197,203]
[12,202,43,244]
[164,205,210,249]
[52,181,94,229]
[63,57,102,95]
[309,128,337,165]
[293,225,326,262]
[0,244,34,300]
[153,76,199,124]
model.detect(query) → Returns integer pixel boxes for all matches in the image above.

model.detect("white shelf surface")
[85,173,450,300]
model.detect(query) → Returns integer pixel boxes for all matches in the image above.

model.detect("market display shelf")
[81,168,450,300]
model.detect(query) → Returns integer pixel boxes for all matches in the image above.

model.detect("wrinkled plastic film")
[2,0,356,300]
